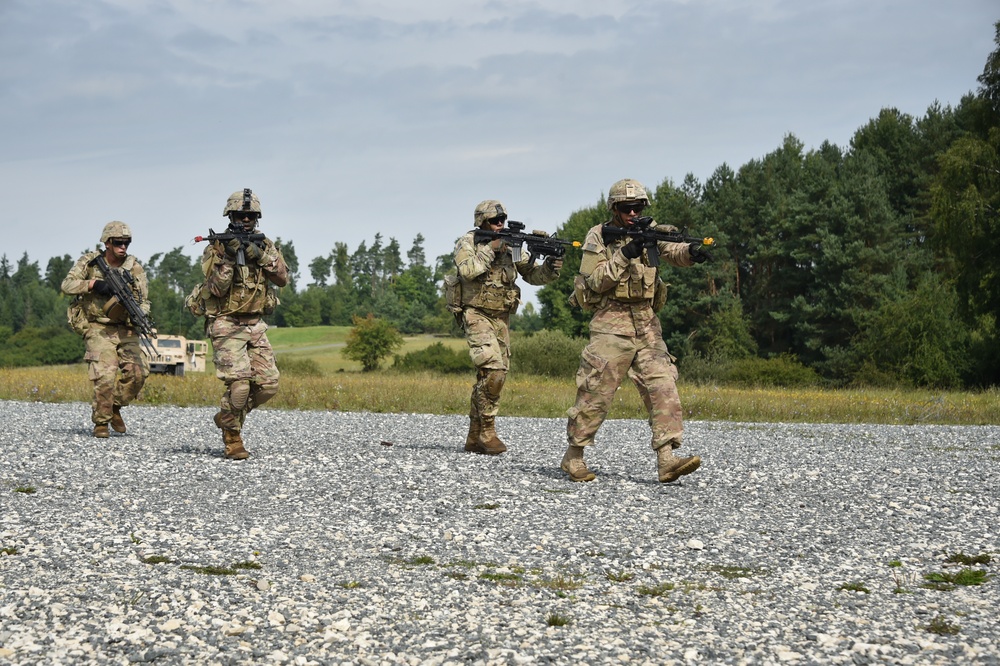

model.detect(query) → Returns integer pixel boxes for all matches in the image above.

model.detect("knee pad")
[484,370,506,401]
[229,379,251,411]
[251,382,279,408]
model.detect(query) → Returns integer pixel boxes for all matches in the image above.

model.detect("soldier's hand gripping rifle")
[194,225,267,267]
[601,216,716,267]
[474,220,581,263]
[90,255,158,358]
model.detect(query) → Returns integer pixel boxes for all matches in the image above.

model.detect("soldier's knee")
[229,379,251,410]
[251,381,279,407]
[484,370,506,400]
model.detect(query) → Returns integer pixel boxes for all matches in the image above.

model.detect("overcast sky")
[1,0,996,292]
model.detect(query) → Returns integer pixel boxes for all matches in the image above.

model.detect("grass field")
[1,324,998,425]
[267,326,466,373]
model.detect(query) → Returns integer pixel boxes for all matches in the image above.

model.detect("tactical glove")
[546,256,564,271]
[224,238,242,257]
[621,237,645,260]
[489,238,507,254]
[244,241,265,264]
[688,243,711,264]
[92,280,114,296]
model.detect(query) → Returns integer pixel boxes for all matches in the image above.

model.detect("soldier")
[455,200,562,454]
[62,221,151,438]
[562,178,710,482]
[188,188,288,460]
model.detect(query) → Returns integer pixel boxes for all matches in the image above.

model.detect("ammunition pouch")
[185,283,208,317]
[652,277,669,312]
[102,296,127,323]
[466,282,520,315]
[263,287,279,316]
[67,298,90,336]
[570,275,605,312]
[444,273,463,314]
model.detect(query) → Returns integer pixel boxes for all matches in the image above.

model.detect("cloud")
[0,0,996,285]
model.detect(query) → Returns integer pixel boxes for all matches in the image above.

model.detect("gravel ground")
[1,399,998,666]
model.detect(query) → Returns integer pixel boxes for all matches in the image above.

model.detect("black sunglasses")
[231,211,261,220]
[110,239,131,248]
[488,215,507,225]
[616,202,646,214]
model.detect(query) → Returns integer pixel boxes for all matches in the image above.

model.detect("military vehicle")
[148,334,208,376]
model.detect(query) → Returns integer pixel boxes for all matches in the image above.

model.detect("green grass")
[605,570,635,583]
[3,325,999,424]
[142,555,173,564]
[945,552,992,566]
[838,581,871,594]
[267,326,466,374]
[923,615,961,635]
[546,613,571,627]
[922,568,992,590]
[703,565,769,579]
[637,582,675,597]
[406,555,436,566]
[180,564,237,575]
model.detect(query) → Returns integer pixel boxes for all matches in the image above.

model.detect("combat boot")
[561,445,595,482]
[464,407,481,452]
[93,423,110,439]
[222,428,250,460]
[110,405,126,433]
[471,416,506,455]
[656,445,701,483]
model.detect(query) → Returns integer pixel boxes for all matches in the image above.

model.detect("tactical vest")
[571,228,666,312]
[197,247,278,317]
[69,252,145,325]
[461,261,521,314]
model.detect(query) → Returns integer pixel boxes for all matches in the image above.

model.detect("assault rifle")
[89,255,158,358]
[473,220,581,263]
[601,216,716,267]
[194,224,267,266]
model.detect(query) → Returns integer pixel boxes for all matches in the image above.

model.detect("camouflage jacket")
[200,237,288,317]
[454,230,559,314]
[61,251,150,327]
[575,222,692,335]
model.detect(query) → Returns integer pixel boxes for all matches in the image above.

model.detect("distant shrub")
[724,355,821,388]
[0,326,84,368]
[275,355,323,377]
[392,342,473,374]
[342,314,404,371]
[511,329,587,377]
[677,352,727,385]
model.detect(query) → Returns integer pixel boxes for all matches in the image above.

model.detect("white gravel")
[1,400,998,665]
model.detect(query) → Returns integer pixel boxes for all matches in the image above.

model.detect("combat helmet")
[223,188,262,218]
[606,178,650,211]
[100,221,133,244]
[474,200,507,228]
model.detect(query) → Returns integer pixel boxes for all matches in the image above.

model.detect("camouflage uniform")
[189,189,289,459]
[62,228,150,435]
[567,224,691,449]
[562,178,705,483]
[455,200,560,454]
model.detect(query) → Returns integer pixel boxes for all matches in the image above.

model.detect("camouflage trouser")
[566,328,683,450]
[463,308,510,418]
[83,323,149,425]
[208,316,280,432]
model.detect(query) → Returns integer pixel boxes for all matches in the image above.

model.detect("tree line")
[2,22,999,388]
